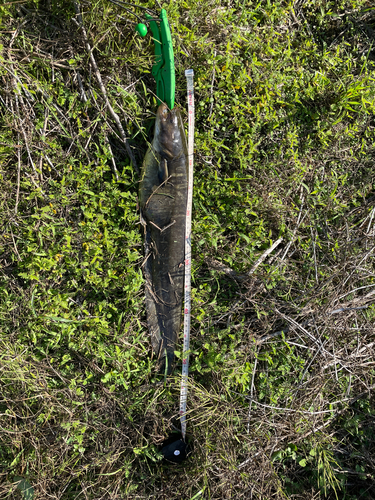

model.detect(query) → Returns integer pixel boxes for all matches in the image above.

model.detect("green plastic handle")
[146,9,175,109]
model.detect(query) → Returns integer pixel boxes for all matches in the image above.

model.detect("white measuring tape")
[179,69,194,441]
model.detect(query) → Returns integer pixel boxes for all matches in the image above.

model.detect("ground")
[0,1,375,498]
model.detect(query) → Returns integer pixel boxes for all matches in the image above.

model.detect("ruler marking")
[180,68,194,441]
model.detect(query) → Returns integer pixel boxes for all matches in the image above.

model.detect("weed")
[1,0,375,498]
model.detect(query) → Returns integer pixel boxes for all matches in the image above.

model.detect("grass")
[1,0,375,498]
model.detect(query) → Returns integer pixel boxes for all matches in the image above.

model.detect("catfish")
[139,103,188,374]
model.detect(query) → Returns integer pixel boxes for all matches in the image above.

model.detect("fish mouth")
[154,104,181,159]
[156,103,173,122]
[156,102,169,117]
[155,104,178,134]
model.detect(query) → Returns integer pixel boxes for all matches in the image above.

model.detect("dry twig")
[72,2,138,174]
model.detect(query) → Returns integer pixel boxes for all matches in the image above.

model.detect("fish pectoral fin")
[139,208,147,227]
[158,158,168,183]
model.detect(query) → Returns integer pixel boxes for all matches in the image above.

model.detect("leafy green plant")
[1,0,375,498]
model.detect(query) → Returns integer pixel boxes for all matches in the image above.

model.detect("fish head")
[154,104,186,160]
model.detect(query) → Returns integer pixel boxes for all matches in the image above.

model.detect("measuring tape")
[179,69,194,441]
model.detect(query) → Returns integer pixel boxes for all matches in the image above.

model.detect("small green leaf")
[14,478,34,500]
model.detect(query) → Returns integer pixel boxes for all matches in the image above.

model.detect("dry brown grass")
[1,1,375,499]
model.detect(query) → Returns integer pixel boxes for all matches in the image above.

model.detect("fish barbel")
[139,103,188,373]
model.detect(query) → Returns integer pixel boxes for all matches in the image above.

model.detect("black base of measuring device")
[160,432,190,463]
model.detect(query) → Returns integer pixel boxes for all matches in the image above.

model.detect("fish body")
[139,104,188,373]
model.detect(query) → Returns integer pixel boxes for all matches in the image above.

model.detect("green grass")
[1,0,375,498]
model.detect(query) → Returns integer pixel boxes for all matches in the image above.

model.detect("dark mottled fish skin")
[139,104,188,373]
